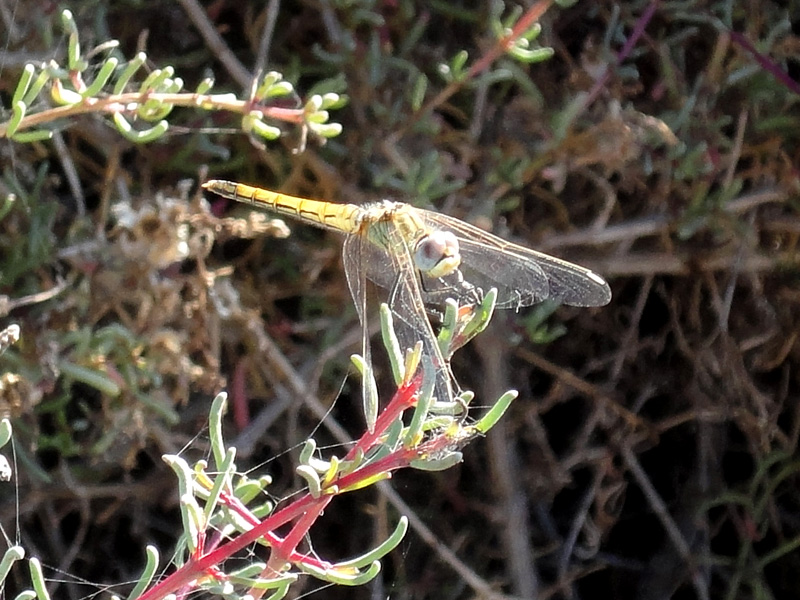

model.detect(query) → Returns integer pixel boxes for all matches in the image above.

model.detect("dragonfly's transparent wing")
[423,240,550,308]
[343,227,455,413]
[350,236,398,291]
[342,233,380,429]
[417,208,611,308]
[380,223,456,406]
[352,214,548,307]
[343,234,367,328]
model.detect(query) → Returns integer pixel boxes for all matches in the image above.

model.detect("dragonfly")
[203,179,611,416]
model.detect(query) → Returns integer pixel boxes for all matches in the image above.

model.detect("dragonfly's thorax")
[358,201,462,278]
[356,201,424,242]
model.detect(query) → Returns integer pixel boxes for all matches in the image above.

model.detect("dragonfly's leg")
[452,267,484,306]
[419,267,483,308]
[427,306,445,323]
[455,272,483,306]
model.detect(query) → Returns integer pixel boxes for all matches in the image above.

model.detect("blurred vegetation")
[1,1,799,599]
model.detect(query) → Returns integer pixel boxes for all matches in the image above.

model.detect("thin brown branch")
[177,0,253,89]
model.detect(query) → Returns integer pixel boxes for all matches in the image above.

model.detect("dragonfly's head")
[414,230,461,278]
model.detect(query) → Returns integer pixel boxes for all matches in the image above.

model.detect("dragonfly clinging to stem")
[203,179,611,418]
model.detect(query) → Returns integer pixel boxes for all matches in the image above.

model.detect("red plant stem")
[728,30,800,96]
[464,0,553,81]
[391,0,553,139]
[0,91,304,137]
[140,440,429,600]
[346,374,421,460]
[580,0,659,113]
[336,429,460,492]
[231,358,250,430]
[426,0,553,110]
[271,497,332,563]
[211,490,290,551]
[138,374,460,600]
[136,494,318,600]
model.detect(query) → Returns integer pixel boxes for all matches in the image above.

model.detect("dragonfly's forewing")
[417,209,611,308]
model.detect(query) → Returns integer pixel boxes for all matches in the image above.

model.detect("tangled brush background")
[1,2,799,599]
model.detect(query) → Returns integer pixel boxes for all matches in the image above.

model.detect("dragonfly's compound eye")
[415,230,461,278]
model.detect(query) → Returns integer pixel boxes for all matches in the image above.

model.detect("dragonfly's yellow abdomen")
[203,180,363,235]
